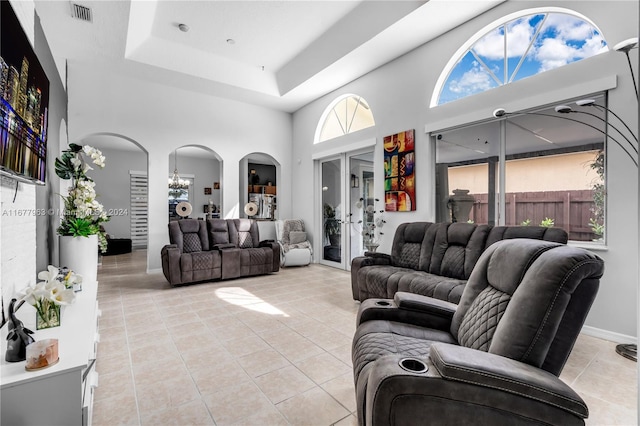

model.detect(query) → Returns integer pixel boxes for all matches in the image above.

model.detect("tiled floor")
[93,250,637,425]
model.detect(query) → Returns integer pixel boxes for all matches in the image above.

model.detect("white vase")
[59,235,98,284]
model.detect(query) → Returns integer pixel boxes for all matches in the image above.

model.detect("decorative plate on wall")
[244,202,258,216]
[176,201,193,217]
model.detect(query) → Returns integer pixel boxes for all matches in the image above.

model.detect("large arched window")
[432,8,608,106]
[315,94,375,143]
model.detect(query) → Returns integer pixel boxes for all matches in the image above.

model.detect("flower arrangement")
[19,266,78,329]
[356,197,385,248]
[55,143,109,252]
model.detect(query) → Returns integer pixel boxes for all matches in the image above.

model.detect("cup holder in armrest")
[375,300,392,307]
[399,357,428,373]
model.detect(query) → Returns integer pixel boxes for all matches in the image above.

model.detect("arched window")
[315,94,375,143]
[432,9,608,106]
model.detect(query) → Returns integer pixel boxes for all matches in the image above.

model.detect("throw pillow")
[289,231,307,244]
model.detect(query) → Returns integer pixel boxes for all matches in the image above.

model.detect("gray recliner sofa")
[351,222,568,304]
[352,238,604,425]
[161,218,279,286]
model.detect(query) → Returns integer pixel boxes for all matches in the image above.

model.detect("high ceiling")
[34,0,505,113]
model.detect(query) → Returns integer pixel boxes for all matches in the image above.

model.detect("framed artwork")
[204,187,212,195]
[1,1,50,184]
[384,129,415,211]
[213,182,220,190]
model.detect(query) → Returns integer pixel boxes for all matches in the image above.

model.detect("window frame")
[314,94,375,143]
[430,7,608,107]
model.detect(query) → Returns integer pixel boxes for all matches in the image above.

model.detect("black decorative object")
[251,172,260,185]
[5,298,35,362]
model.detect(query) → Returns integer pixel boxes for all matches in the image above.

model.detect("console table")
[0,282,100,426]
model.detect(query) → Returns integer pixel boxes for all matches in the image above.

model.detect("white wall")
[292,1,638,339]
[67,65,293,271]
[0,177,37,314]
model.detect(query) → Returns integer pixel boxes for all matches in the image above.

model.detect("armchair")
[275,219,312,267]
[352,239,604,425]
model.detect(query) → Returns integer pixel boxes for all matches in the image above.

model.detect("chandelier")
[168,149,189,190]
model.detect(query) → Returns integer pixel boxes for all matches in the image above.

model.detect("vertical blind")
[129,172,148,249]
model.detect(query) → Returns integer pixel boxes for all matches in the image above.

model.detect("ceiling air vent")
[70,3,92,22]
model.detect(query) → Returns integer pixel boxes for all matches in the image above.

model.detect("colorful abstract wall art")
[384,129,415,211]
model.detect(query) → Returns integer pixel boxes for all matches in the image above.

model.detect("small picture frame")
[204,187,212,195]
[213,182,220,190]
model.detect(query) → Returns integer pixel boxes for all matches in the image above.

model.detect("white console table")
[0,282,100,426]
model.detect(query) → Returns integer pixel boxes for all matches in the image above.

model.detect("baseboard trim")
[146,268,162,274]
[581,325,637,344]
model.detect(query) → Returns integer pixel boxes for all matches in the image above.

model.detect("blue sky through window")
[438,12,607,105]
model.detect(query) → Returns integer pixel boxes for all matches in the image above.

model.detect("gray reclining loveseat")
[161,218,279,286]
[352,238,604,425]
[351,222,567,304]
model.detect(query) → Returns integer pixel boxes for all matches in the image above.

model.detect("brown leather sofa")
[352,239,604,425]
[161,218,279,286]
[351,222,568,304]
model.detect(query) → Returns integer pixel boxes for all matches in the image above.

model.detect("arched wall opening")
[77,133,149,264]
[240,153,280,222]
[168,145,223,221]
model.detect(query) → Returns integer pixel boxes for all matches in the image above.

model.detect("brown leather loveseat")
[161,218,279,286]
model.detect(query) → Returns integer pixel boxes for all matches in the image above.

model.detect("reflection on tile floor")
[93,250,637,425]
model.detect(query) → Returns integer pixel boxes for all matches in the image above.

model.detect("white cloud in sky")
[535,38,579,71]
[533,14,607,72]
[447,61,494,95]
[545,14,597,41]
[473,17,535,60]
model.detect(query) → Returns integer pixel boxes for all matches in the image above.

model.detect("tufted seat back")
[168,219,209,253]
[390,222,434,269]
[427,223,491,279]
[229,219,260,248]
[450,239,604,374]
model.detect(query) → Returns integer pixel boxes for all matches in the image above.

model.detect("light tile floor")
[93,250,637,425]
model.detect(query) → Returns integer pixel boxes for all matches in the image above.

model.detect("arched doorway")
[78,133,149,262]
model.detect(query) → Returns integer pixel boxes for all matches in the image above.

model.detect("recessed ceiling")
[34,0,505,113]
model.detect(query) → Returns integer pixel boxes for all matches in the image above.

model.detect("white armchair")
[275,219,312,267]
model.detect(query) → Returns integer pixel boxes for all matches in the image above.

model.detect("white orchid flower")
[93,155,106,168]
[70,156,83,171]
[366,205,375,213]
[84,145,106,168]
